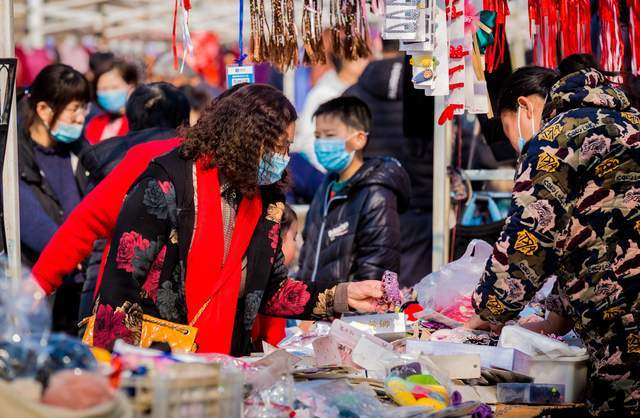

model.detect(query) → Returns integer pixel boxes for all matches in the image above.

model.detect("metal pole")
[431,96,452,271]
[27,0,45,49]
[0,0,23,280]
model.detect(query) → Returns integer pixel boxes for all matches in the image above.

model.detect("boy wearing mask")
[298,96,411,287]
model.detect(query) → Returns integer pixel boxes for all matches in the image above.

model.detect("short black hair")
[496,66,558,115]
[313,96,372,132]
[126,82,190,131]
[89,52,115,74]
[383,40,399,53]
[179,85,211,112]
[22,64,91,129]
[558,54,600,76]
[93,58,140,107]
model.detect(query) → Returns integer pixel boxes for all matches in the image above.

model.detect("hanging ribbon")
[528,0,560,68]
[631,0,640,76]
[171,0,192,71]
[236,0,248,65]
[599,0,624,80]
[559,0,591,58]
[483,0,509,73]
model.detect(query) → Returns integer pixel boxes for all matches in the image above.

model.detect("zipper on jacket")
[310,182,347,282]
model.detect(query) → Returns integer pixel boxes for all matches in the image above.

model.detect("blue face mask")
[314,138,355,173]
[51,122,83,143]
[97,90,128,114]
[258,152,290,185]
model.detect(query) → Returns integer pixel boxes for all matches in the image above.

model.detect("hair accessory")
[449,45,468,59]
[412,69,434,83]
[446,4,463,19]
[448,64,464,76]
[381,270,402,307]
[385,0,421,5]
[386,8,420,20]
[438,104,464,125]
[302,0,325,65]
[386,21,418,34]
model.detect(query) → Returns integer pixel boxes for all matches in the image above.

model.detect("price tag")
[226,65,254,87]
[341,313,406,337]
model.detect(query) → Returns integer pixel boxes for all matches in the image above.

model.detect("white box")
[406,340,531,374]
[528,354,589,403]
[341,313,406,342]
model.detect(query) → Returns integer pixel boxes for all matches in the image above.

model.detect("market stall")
[1,0,640,417]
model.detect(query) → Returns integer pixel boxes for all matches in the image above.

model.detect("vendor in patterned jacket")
[473,54,640,416]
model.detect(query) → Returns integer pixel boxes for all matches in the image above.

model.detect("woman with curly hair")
[89,84,387,355]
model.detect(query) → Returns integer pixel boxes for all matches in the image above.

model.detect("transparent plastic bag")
[414,240,493,323]
[0,261,52,380]
[383,353,453,411]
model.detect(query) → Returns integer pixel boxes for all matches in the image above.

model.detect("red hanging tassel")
[599,0,624,78]
[560,0,591,58]
[630,0,640,76]
[528,0,560,68]
[172,0,179,69]
[483,0,509,73]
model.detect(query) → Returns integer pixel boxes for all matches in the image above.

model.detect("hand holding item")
[347,280,390,313]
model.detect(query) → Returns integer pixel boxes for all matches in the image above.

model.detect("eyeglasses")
[386,9,420,20]
[61,104,89,118]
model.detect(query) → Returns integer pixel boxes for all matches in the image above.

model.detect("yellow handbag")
[81,314,199,353]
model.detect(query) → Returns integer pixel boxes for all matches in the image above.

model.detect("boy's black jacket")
[298,156,411,286]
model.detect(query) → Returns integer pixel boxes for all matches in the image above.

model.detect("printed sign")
[226,65,255,87]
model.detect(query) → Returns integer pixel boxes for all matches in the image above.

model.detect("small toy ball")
[381,271,402,307]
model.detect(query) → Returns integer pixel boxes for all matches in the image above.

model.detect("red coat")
[32,138,181,294]
[84,114,129,144]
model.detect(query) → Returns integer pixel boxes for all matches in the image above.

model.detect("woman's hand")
[464,314,491,331]
[347,280,389,313]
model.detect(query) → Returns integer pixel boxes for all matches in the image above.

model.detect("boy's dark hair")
[281,205,298,237]
[313,96,372,133]
[126,82,191,131]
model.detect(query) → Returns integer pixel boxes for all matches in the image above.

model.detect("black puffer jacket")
[298,157,411,287]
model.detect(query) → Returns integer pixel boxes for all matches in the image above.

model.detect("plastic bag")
[0,261,53,381]
[498,325,586,359]
[414,240,493,323]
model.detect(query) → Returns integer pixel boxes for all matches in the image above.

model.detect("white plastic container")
[527,354,589,403]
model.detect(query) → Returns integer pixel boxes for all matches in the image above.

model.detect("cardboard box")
[406,340,531,373]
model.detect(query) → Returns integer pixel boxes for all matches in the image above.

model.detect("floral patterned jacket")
[473,70,640,414]
[93,149,348,355]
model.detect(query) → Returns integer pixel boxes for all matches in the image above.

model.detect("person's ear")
[517,96,534,119]
[352,131,367,151]
[35,101,53,128]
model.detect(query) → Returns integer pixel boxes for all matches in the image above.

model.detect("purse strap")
[189,297,212,326]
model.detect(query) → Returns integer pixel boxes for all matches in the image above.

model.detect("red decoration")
[559,0,591,57]
[450,45,469,59]
[449,64,465,76]
[528,0,560,68]
[438,104,464,125]
[483,0,509,73]
[599,0,624,78]
[629,0,640,75]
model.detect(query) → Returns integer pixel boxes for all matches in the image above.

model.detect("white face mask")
[516,105,537,153]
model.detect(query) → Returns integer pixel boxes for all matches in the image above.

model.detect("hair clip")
[386,0,422,5]
[438,103,464,125]
[449,82,465,91]
[413,69,434,83]
[386,9,420,20]
[386,21,418,33]
[446,4,463,19]
[449,45,468,59]
[449,64,464,76]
